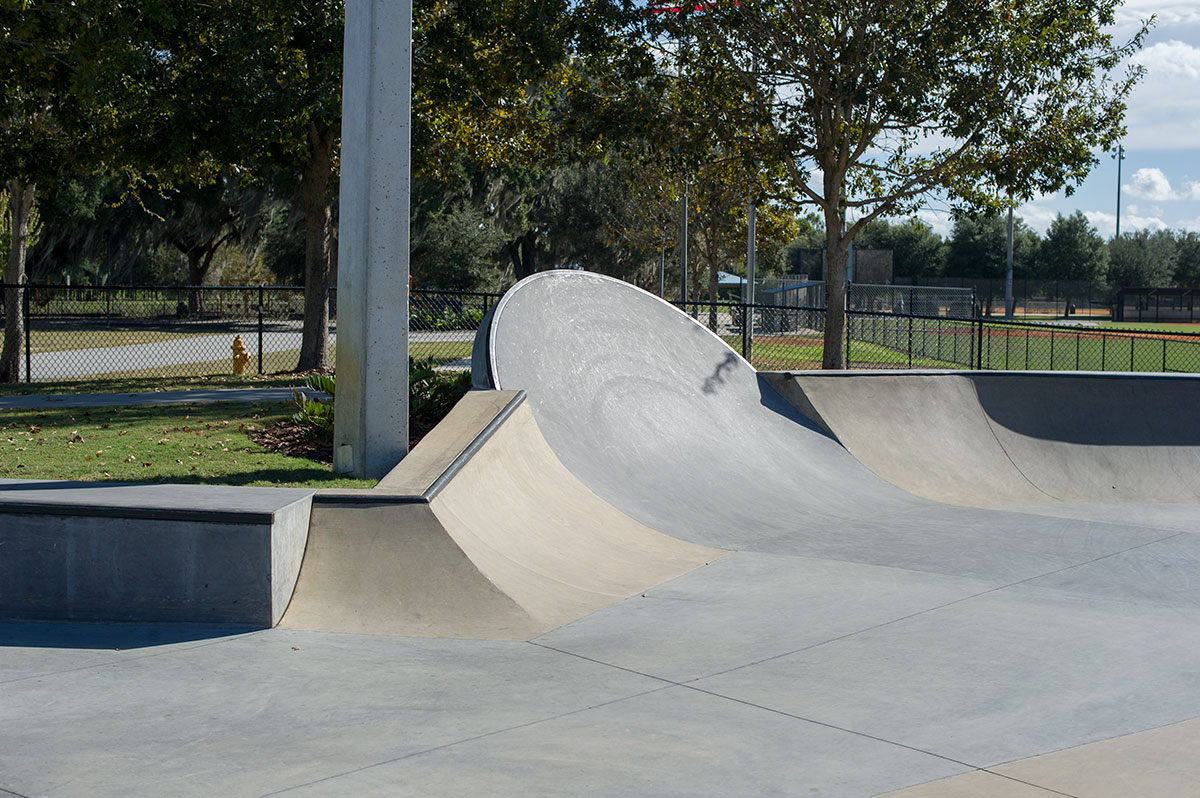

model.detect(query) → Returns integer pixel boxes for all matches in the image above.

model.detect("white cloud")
[1125,167,1176,201]
[1135,39,1200,79]
[1084,209,1167,238]
[1016,202,1061,235]
[1114,3,1200,33]
[1123,40,1200,150]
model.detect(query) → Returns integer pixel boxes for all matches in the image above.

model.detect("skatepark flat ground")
[6,520,1200,797]
[5,271,1200,797]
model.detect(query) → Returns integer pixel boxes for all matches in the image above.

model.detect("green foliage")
[289,363,472,446]
[292,373,335,442]
[409,358,472,421]
[1040,212,1109,282]
[411,205,504,291]
[1109,229,1178,288]
[650,0,1147,366]
[0,186,40,256]
[412,304,486,331]
[945,215,1040,280]
[857,218,947,279]
[1173,233,1200,287]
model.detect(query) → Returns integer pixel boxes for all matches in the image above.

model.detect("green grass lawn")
[0,401,375,488]
[0,373,305,397]
[1093,320,1200,334]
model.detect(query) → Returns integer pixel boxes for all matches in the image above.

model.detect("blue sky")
[923,1,1200,238]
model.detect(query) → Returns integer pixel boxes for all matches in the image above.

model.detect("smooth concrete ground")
[6,524,1200,797]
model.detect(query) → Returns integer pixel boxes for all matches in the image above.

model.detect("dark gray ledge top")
[0,479,314,524]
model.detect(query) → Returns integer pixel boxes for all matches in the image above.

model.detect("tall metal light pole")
[680,181,689,306]
[745,53,758,361]
[1005,189,1015,319]
[1113,143,1125,239]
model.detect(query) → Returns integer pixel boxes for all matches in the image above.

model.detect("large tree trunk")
[506,231,537,280]
[822,204,849,370]
[1,179,35,382]
[297,121,335,372]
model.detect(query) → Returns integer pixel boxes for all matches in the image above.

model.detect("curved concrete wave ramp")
[481,271,1200,546]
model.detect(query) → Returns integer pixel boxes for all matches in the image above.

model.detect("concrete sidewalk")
[0,387,311,410]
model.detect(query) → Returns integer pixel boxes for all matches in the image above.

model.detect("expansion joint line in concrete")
[528,641,1078,797]
[702,529,1191,684]
[528,640,986,774]
[0,629,262,686]
[255,682,678,797]
[0,784,35,798]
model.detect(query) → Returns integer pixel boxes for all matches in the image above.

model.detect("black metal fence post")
[22,283,31,383]
[257,285,265,375]
[845,312,852,368]
[975,319,983,370]
[907,310,913,368]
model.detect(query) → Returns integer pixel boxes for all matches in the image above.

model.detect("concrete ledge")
[0,480,313,627]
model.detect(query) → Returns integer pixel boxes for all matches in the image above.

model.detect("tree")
[1108,229,1177,288]
[145,177,269,291]
[1040,211,1108,283]
[857,217,946,278]
[945,215,1039,279]
[651,0,1147,367]
[1172,232,1200,287]
[0,1,148,380]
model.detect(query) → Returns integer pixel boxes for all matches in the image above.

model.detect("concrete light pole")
[333,0,413,479]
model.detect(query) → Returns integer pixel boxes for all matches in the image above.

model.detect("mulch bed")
[249,415,442,467]
[247,421,333,465]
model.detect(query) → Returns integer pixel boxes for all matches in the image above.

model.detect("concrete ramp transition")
[767,371,1200,506]
[278,390,721,639]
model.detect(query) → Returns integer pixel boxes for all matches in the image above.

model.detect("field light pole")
[1112,143,1125,239]
[681,181,689,306]
[1005,190,1014,319]
[745,53,758,362]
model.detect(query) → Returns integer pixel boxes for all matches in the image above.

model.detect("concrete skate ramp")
[481,272,1200,556]
[767,371,1200,505]
[278,390,719,639]
[481,271,932,550]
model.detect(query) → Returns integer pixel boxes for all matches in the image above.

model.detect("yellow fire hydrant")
[231,335,250,375]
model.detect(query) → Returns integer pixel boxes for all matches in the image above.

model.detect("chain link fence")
[675,298,1200,374]
[897,276,1112,320]
[0,284,500,382]
[4,283,1200,383]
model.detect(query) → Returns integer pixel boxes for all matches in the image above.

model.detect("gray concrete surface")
[5,270,1200,797]
[768,370,1200,504]
[0,387,310,410]
[0,481,312,626]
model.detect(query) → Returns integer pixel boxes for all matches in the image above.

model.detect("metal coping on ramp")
[310,389,527,506]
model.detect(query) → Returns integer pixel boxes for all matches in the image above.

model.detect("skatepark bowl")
[4,269,1200,797]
